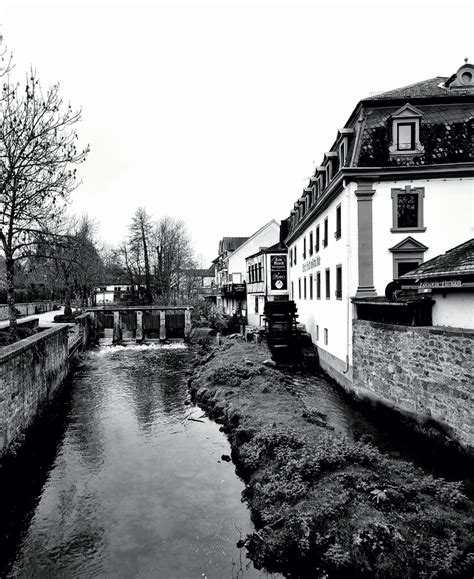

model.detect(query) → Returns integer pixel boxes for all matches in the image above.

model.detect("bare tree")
[0,66,88,336]
[129,207,153,303]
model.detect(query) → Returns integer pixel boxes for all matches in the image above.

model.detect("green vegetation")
[189,339,474,578]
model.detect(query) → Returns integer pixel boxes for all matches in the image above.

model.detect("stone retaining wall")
[0,325,69,456]
[353,320,473,451]
[0,301,56,321]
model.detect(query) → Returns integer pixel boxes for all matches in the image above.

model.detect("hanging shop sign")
[270,255,287,290]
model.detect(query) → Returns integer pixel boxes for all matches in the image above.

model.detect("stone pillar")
[136,310,143,343]
[355,182,377,298]
[184,308,192,341]
[113,310,122,343]
[159,310,167,341]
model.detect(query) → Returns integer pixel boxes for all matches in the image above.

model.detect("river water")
[0,342,471,578]
[0,344,273,579]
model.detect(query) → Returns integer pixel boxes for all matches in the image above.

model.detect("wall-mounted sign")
[302,256,320,272]
[270,255,287,290]
[419,279,462,289]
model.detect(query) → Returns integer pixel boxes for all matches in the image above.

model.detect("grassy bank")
[188,338,474,578]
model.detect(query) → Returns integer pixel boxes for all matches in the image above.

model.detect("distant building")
[284,61,474,388]
[213,220,281,317]
[246,242,289,327]
[400,239,474,330]
[94,284,134,305]
[179,266,216,300]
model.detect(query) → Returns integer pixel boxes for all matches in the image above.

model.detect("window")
[309,274,313,299]
[389,104,424,157]
[397,122,415,151]
[303,237,307,260]
[303,277,307,299]
[397,261,420,277]
[325,268,330,299]
[291,281,294,300]
[391,186,425,231]
[315,324,319,341]
[320,172,326,191]
[255,296,259,314]
[290,249,293,267]
[315,226,320,252]
[294,246,297,265]
[323,218,328,247]
[298,278,301,299]
[309,231,314,256]
[335,205,341,239]
[324,328,328,345]
[258,262,263,282]
[389,236,428,279]
[336,265,342,299]
[316,272,321,299]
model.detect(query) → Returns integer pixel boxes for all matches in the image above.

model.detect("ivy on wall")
[358,121,473,167]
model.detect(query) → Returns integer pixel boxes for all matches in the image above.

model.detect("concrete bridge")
[86,306,193,343]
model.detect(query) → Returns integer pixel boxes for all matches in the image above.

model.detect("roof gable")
[389,236,428,253]
[390,103,424,118]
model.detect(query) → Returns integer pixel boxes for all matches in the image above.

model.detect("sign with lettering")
[419,279,462,289]
[303,256,320,272]
[270,255,287,290]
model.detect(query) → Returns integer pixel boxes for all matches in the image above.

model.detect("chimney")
[279,219,289,243]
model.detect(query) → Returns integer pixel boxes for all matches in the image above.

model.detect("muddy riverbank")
[188,337,474,578]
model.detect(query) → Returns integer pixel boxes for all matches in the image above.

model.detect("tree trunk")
[141,222,152,304]
[64,286,72,317]
[5,255,17,338]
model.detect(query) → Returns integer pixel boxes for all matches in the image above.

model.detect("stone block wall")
[0,301,55,321]
[0,325,69,456]
[353,320,473,451]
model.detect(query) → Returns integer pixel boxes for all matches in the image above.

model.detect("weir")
[86,305,193,343]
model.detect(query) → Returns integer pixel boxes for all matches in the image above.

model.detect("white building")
[94,284,133,305]
[246,242,289,327]
[400,239,474,330]
[214,220,281,317]
[284,61,474,389]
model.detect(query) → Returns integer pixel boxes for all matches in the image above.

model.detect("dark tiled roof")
[218,237,249,254]
[400,239,474,280]
[367,77,474,100]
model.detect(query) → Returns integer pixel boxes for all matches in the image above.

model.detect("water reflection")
[1,345,274,578]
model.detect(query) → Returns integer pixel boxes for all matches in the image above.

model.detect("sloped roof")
[245,241,287,260]
[369,77,452,100]
[400,239,474,280]
[218,237,249,255]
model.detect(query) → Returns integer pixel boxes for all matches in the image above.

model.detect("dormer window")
[397,122,415,151]
[389,104,424,157]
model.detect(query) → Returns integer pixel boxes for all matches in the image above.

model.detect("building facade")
[246,242,289,327]
[285,61,474,389]
[214,220,281,317]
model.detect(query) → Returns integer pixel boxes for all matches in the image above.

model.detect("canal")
[0,341,471,578]
[0,343,275,578]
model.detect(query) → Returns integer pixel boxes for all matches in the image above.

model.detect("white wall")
[288,188,352,366]
[432,292,474,329]
[227,221,280,280]
[371,178,474,295]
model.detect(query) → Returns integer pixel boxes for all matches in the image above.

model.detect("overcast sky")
[2,0,473,264]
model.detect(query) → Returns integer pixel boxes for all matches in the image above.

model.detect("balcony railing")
[220,282,247,297]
